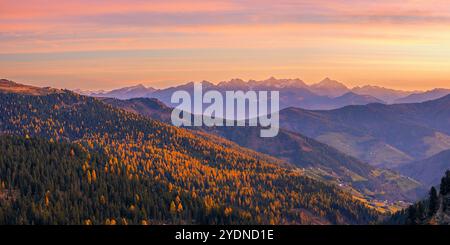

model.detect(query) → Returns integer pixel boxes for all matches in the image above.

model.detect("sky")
[1,0,450,90]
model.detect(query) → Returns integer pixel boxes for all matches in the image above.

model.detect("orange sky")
[1,0,450,90]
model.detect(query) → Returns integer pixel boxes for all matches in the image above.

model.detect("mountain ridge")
[75,77,450,110]
[309,77,351,97]
[394,88,450,104]
[80,77,390,110]
[0,79,62,95]
[396,149,450,187]
[279,94,450,170]
[351,85,416,103]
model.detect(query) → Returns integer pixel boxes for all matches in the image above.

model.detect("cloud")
[0,0,240,19]
[1,0,450,90]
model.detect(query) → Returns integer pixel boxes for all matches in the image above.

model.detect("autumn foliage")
[0,91,378,224]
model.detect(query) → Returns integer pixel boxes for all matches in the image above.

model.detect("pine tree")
[407,206,417,225]
[428,187,439,217]
[441,170,450,212]
[440,170,450,195]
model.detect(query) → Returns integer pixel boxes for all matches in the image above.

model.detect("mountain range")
[279,95,450,168]
[1,79,384,224]
[83,77,450,110]
[394,88,450,104]
[90,84,156,100]
[352,85,417,104]
[97,80,450,173]
[2,78,450,224]
[101,87,450,194]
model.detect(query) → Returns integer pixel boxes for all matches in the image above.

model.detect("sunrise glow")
[1,0,450,90]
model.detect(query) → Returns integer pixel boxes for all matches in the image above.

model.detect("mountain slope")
[0,79,60,95]
[102,97,425,202]
[396,150,450,187]
[394,88,450,104]
[91,84,156,99]
[388,171,450,225]
[352,85,414,104]
[0,135,202,225]
[0,81,380,224]
[279,96,450,168]
[204,126,423,202]
[331,92,384,108]
[100,97,173,122]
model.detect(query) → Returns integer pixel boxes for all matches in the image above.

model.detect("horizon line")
[4,76,450,93]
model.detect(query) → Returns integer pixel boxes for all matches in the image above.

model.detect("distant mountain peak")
[89,83,156,99]
[122,84,147,91]
[218,77,307,89]
[134,83,146,88]
[257,77,307,88]
[353,85,405,93]
[200,80,215,87]
[320,77,333,83]
[431,88,450,92]
[217,78,245,87]
[351,85,416,104]
[281,78,308,88]
[337,91,368,99]
[265,76,278,82]
[314,77,348,88]
[309,78,350,97]
[331,91,385,106]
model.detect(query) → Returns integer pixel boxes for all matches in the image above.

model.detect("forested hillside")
[104,97,424,202]
[0,84,379,224]
[389,170,450,225]
[0,136,205,225]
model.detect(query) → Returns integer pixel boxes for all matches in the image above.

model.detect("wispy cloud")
[0,0,450,90]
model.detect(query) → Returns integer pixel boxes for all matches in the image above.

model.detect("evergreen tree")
[389,170,450,225]
[439,170,450,196]
[407,206,417,225]
[428,187,439,217]
[416,202,426,223]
